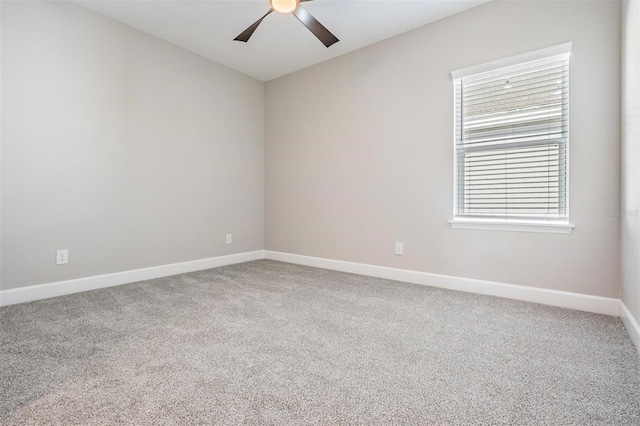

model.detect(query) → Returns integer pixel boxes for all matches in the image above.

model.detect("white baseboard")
[0,248,624,321]
[0,250,265,307]
[264,251,620,317]
[620,302,640,354]
[2,249,635,350]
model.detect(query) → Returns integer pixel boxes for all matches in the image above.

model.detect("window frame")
[450,43,575,234]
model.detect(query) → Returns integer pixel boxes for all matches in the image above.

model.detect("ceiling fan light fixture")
[270,0,299,14]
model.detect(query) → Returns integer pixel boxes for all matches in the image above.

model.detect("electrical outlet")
[395,243,403,256]
[56,249,69,265]
[226,234,232,244]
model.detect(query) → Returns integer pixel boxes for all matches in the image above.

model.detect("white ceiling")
[75,0,489,81]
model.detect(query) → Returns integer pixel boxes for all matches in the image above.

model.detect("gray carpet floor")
[1,260,639,425]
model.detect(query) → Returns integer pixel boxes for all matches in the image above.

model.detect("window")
[451,44,574,233]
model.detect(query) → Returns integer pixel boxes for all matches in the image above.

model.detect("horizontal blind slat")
[462,73,568,98]
[463,75,568,101]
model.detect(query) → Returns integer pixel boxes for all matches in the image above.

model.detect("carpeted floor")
[1,260,639,425]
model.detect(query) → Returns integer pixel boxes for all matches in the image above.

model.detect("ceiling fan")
[234,0,339,48]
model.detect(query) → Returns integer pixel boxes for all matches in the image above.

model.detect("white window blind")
[453,52,570,221]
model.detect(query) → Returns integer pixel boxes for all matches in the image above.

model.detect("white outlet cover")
[56,249,69,265]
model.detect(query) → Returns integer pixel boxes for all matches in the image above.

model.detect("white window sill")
[449,219,574,234]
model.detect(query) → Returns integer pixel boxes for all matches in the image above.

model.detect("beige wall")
[1,1,265,290]
[1,0,625,302]
[266,0,621,297]
[621,0,640,321]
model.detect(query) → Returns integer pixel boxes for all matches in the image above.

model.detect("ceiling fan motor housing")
[270,0,299,14]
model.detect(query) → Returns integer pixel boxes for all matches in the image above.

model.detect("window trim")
[449,218,574,234]
[451,42,573,80]
[450,43,575,233]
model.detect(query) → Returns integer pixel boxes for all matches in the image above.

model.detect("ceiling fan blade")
[299,0,314,2]
[292,7,339,48]
[234,9,273,42]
